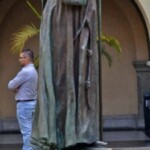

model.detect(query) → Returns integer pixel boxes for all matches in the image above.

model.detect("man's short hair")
[22,48,34,61]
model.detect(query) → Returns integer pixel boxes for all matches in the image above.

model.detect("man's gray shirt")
[8,64,38,101]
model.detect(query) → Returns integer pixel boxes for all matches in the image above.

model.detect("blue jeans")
[17,101,36,150]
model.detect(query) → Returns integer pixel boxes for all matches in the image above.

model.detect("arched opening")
[102,0,149,129]
[0,0,41,131]
[0,0,149,132]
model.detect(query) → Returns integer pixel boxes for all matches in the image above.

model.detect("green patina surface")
[31,0,100,149]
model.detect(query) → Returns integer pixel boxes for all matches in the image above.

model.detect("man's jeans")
[17,101,36,150]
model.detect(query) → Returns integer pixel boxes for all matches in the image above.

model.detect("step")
[112,148,150,150]
[0,131,150,150]
[0,133,22,144]
[0,144,22,150]
[103,130,150,142]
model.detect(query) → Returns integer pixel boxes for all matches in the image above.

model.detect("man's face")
[19,52,29,66]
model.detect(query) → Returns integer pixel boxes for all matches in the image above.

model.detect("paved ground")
[0,130,150,150]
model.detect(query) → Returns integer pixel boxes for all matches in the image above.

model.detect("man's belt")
[16,99,36,103]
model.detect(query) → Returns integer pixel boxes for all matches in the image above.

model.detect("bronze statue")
[31,0,101,149]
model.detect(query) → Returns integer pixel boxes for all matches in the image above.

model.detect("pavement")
[0,130,150,150]
[104,130,150,150]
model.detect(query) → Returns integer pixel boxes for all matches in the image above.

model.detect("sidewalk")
[103,130,150,148]
[0,130,150,150]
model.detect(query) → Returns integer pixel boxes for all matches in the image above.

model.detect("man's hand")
[13,88,19,93]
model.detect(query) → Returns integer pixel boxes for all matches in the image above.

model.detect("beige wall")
[102,0,148,116]
[0,0,41,118]
[0,0,149,118]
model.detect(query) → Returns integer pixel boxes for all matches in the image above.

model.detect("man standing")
[8,49,38,150]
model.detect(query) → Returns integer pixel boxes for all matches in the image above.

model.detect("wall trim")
[103,115,144,130]
[0,118,19,133]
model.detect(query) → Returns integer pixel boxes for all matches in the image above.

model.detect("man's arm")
[8,70,28,91]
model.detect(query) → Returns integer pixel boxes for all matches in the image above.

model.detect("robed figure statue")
[31,0,100,149]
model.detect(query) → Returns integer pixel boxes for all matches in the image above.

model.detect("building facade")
[0,0,150,132]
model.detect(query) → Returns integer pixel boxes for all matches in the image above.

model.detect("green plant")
[11,24,39,54]
[101,33,122,66]
[10,0,40,68]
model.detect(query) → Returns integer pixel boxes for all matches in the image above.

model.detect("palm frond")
[101,33,122,55]
[97,33,122,66]
[101,48,112,67]
[34,55,39,69]
[10,24,39,54]
[26,0,42,19]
